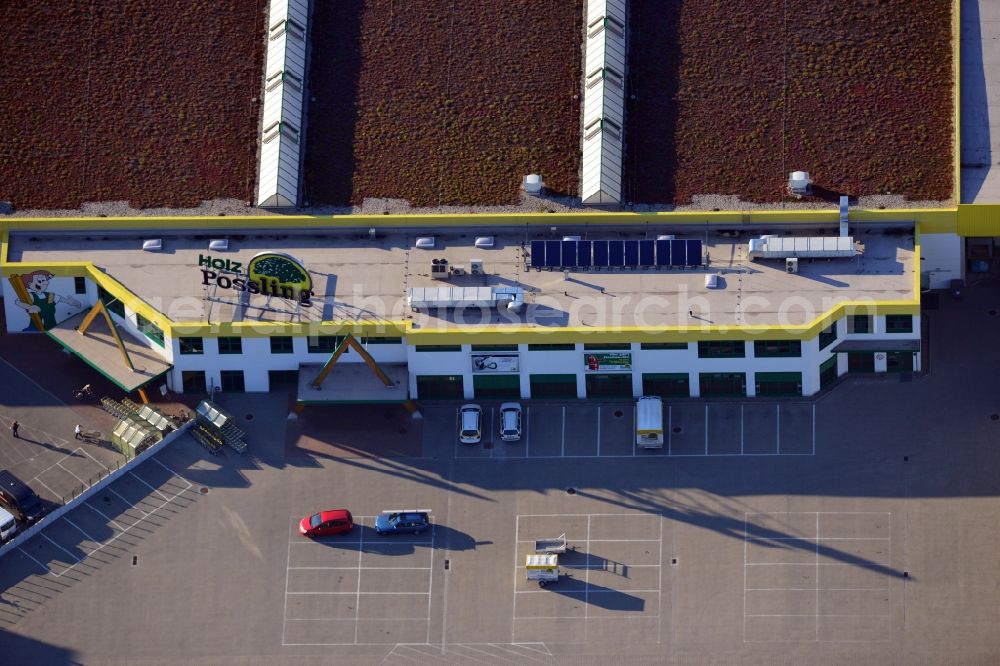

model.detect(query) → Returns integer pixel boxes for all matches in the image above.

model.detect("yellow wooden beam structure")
[312,334,394,389]
[78,299,136,372]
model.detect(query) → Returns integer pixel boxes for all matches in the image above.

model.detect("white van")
[635,396,664,448]
[0,506,18,544]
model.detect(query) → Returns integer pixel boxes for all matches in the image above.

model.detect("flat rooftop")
[8,226,916,330]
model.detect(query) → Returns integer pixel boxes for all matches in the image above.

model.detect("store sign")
[584,352,632,372]
[471,353,520,373]
[199,252,314,306]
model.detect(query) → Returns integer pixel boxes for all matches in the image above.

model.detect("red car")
[299,509,354,537]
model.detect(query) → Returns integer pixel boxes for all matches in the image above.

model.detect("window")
[363,337,403,344]
[885,314,913,333]
[753,340,801,358]
[135,313,164,346]
[640,342,688,350]
[818,323,838,351]
[471,344,518,351]
[179,337,204,355]
[270,336,294,354]
[219,370,246,392]
[848,315,872,334]
[98,286,125,318]
[528,343,576,351]
[697,341,745,358]
[218,336,242,354]
[308,336,343,353]
[583,343,631,350]
[181,370,206,394]
[74,277,87,294]
[414,345,461,352]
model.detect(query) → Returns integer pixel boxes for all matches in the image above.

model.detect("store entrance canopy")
[47,311,172,392]
[297,362,408,404]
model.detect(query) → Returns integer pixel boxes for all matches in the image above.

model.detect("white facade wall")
[919,233,964,289]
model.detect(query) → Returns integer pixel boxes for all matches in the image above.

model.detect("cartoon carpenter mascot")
[14,270,81,331]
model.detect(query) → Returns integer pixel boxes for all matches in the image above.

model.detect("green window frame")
[307,336,344,353]
[640,342,688,350]
[848,315,872,334]
[363,337,403,344]
[753,340,801,358]
[414,345,462,352]
[218,336,243,355]
[583,343,631,350]
[527,343,576,351]
[179,337,204,355]
[697,341,745,358]
[270,336,294,354]
[885,315,913,333]
[74,276,87,294]
[471,344,518,351]
[135,313,164,346]
[818,323,838,351]
[98,286,125,318]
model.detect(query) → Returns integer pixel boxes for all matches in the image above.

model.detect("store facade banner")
[471,353,520,373]
[584,352,632,372]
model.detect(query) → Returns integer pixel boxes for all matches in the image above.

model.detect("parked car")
[459,404,482,444]
[0,470,44,524]
[299,509,354,537]
[374,510,430,535]
[499,402,522,442]
[0,507,18,543]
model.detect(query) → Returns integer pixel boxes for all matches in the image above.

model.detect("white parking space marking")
[83,502,124,532]
[57,462,88,485]
[282,516,436,646]
[41,533,84,564]
[129,472,170,501]
[743,512,893,643]
[514,513,664,644]
[465,402,817,460]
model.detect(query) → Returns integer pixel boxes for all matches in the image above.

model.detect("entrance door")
[847,352,875,373]
[529,374,577,398]
[415,375,464,400]
[473,374,520,399]
[585,373,633,398]
[181,370,206,394]
[885,351,914,372]
[699,373,746,397]
[268,370,299,391]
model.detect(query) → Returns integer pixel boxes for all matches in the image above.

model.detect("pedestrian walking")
[10,421,19,439]
[74,424,82,440]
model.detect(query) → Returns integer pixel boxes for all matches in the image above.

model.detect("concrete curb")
[0,421,194,561]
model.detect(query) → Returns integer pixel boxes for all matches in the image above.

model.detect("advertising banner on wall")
[471,354,520,373]
[584,352,632,372]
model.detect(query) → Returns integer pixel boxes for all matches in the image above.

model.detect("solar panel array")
[529,239,703,269]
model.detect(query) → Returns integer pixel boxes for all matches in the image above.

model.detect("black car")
[0,470,45,524]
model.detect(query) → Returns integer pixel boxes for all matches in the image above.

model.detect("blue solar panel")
[670,240,687,266]
[561,240,578,267]
[577,240,593,267]
[593,240,609,267]
[608,240,625,266]
[624,240,640,266]
[655,240,671,266]
[639,240,655,266]
[530,240,545,268]
[545,240,562,267]
[686,239,702,266]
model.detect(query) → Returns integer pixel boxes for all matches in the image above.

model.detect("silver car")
[499,402,522,442]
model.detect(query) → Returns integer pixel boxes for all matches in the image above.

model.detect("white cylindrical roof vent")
[524,174,543,194]
[789,171,811,194]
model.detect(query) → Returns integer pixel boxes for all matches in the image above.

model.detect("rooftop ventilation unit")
[786,258,799,274]
[562,235,582,242]
[749,236,857,260]
[523,174,543,194]
[430,258,449,280]
[656,235,675,241]
[415,236,435,249]
[407,286,525,313]
[470,259,485,275]
[788,171,811,196]
[142,239,163,252]
[474,236,495,249]
[209,239,230,252]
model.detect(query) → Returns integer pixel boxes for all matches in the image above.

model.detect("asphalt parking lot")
[434,401,815,459]
[3,288,1000,664]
